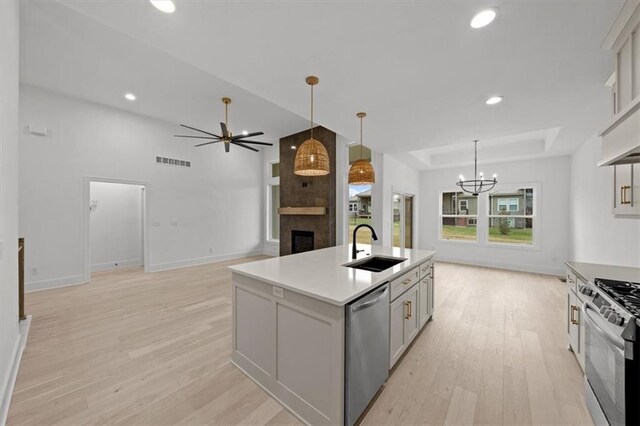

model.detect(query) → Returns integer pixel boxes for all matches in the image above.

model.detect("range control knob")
[600,306,612,315]
[608,314,619,324]
[580,287,594,296]
[604,309,615,319]
[612,316,625,326]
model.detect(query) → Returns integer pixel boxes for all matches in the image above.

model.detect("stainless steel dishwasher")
[345,283,390,426]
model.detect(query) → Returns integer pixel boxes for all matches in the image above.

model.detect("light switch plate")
[272,286,284,299]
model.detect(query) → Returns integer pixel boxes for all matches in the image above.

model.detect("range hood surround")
[599,97,640,166]
[279,126,336,256]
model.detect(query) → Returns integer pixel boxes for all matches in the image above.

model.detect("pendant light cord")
[360,115,363,160]
[225,102,229,129]
[310,84,314,140]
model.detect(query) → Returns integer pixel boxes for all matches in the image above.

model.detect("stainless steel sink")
[344,256,407,273]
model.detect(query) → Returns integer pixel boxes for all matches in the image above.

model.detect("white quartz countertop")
[229,245,436,306]
[565,261,640,284]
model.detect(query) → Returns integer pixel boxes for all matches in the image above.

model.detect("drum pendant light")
[294,76,330,176]
[348,112,375,185]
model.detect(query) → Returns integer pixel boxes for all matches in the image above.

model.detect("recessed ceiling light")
[470,9,497,29]
[242,130,249,136]
[486,96,503,105]
[149,0,175,13]
[124,93,137,101]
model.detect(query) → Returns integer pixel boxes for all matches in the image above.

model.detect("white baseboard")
[148,250,264,273]
[25,275,85,293]
[263,241,280,257]
[0,316,31,426]
[435,255,565,277]
[91,259,142,272]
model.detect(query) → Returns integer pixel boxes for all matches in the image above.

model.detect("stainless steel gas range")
[578,278,639,425]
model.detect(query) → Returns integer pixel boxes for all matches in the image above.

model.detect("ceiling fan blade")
[233,140,273,146]
[231,131,264,140]
[231,141,259,152]
[180,124,221,138]
[220,122,229,138]
[194,140,222,147]
[224,141,230,153]
[174,135,221,140]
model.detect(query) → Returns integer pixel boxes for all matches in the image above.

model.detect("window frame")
[437,183,540,250]
[486,185,538,249]
[266,160,280,243]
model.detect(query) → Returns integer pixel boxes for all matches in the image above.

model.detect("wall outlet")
[31,267,38,275]
[272,286,284,299]
[209,248,213,254]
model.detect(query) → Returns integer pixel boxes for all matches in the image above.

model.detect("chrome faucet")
[352,224,378,259]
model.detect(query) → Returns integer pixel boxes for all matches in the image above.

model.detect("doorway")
[83,178,149,283]
[392,192,414,248]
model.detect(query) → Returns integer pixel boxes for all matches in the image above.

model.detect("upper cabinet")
[600,1,640,168]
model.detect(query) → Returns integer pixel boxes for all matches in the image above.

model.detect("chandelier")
[456,140,497,196]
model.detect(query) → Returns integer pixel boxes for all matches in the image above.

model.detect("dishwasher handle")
[350,285,389,313]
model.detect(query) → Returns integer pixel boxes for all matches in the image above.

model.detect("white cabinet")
[613,164,640,216]
[566,268,585,371]
[418,272,434,328]
[389,282,419,368]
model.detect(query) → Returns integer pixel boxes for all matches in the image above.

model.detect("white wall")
[20,85,264,291]
[0,0,21,421]
[419,156,571,275]
[570,135,640,267]
[90,182,143,272]
[375,154,421,247]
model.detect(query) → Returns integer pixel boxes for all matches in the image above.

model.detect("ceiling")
[21,0,623,169]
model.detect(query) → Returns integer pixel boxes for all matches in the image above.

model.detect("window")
[347,144,374,245]
[267,161,280,242]
[488,187,534,245]
[269,184,280,241]
[497,198,518,212]
[440,191,477,241]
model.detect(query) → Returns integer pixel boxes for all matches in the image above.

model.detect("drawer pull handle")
[570,305,579,325]
[402,278,411,285]
[404,301,410,319]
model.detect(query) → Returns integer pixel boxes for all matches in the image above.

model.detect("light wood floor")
[8,259,592,425]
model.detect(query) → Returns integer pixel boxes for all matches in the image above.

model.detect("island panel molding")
[229,245,436,425]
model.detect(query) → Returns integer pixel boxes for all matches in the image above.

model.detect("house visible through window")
[440,191,477,241]
[488,188,534,245]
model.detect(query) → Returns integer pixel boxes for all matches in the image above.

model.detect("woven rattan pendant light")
[348,112,375,185]
[294,76,330,176]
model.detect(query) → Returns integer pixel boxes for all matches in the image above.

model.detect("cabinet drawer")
[418,260,432,280]
[390,267,420,301]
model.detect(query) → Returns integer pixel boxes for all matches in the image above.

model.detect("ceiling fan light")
[294,138,330,176]
[348,159,375,185]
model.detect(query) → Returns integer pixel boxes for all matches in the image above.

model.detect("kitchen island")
[229,244,436,425]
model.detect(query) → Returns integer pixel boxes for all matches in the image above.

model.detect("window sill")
[437,238,539,251]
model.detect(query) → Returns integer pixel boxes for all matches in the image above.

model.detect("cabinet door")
[404,285,419,345]
[390,296,406,368]
[613,164,640,216]
[419,277,428,329]
[568,290,580,353]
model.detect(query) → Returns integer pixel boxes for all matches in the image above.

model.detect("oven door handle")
[582,302,625,352]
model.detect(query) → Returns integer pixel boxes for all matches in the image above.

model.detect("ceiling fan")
[174,97,272,153]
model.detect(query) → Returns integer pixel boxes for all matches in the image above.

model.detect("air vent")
[156,156,191,167]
